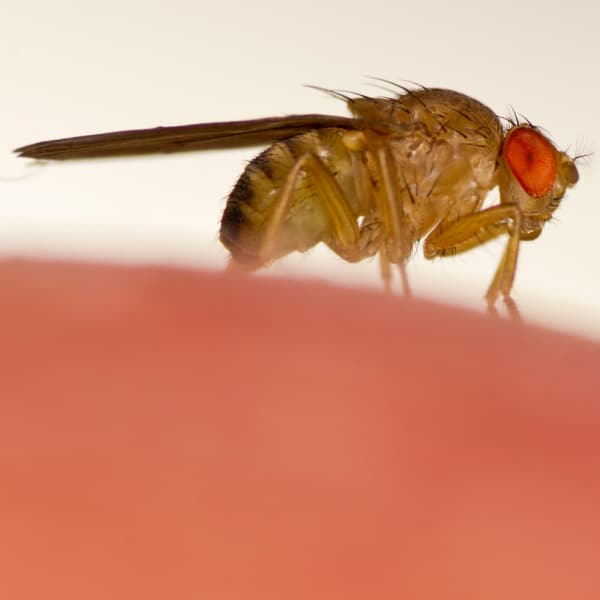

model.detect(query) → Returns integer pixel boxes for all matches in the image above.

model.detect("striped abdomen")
[220,128,366,266]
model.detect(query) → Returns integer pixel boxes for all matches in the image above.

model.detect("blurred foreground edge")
[1,259,599,600]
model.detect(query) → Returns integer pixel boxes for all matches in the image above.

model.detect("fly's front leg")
[258,153,361,264]
[424,204,522,313]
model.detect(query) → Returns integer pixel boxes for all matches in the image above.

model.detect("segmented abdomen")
[220,128,362,266]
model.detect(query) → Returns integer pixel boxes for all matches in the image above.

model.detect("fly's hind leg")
[423,204,522,317]
[257,152,361,265]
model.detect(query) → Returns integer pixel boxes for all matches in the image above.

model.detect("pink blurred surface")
[1,260,599,599]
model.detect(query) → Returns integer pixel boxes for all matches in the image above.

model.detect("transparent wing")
[15,114,365,160]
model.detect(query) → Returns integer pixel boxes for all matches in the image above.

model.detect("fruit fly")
[15,85,580,315]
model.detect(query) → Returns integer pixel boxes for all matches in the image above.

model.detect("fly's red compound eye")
[503,127,558,198]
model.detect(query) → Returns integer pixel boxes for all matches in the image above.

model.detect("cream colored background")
[2,0,599,336]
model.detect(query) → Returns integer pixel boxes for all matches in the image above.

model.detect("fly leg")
[371,143,414,297]
[344,132,413,297]
[423,204,523,316]
[379,252,392,294]
[257,153,361,265]
[396,262,412,299]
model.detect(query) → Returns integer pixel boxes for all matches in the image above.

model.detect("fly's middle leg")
[368,144,415,297]
[379,252,392,294]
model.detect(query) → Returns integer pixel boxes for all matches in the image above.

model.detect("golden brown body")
[221,90,503,269]
[217,88,578,311]
[15,87,579,314]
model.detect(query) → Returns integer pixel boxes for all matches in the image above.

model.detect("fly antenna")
[572,140,594,163]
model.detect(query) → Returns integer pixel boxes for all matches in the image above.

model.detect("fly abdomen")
[220,128,362,267]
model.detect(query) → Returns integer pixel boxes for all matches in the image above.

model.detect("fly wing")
[15,114,365,160]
